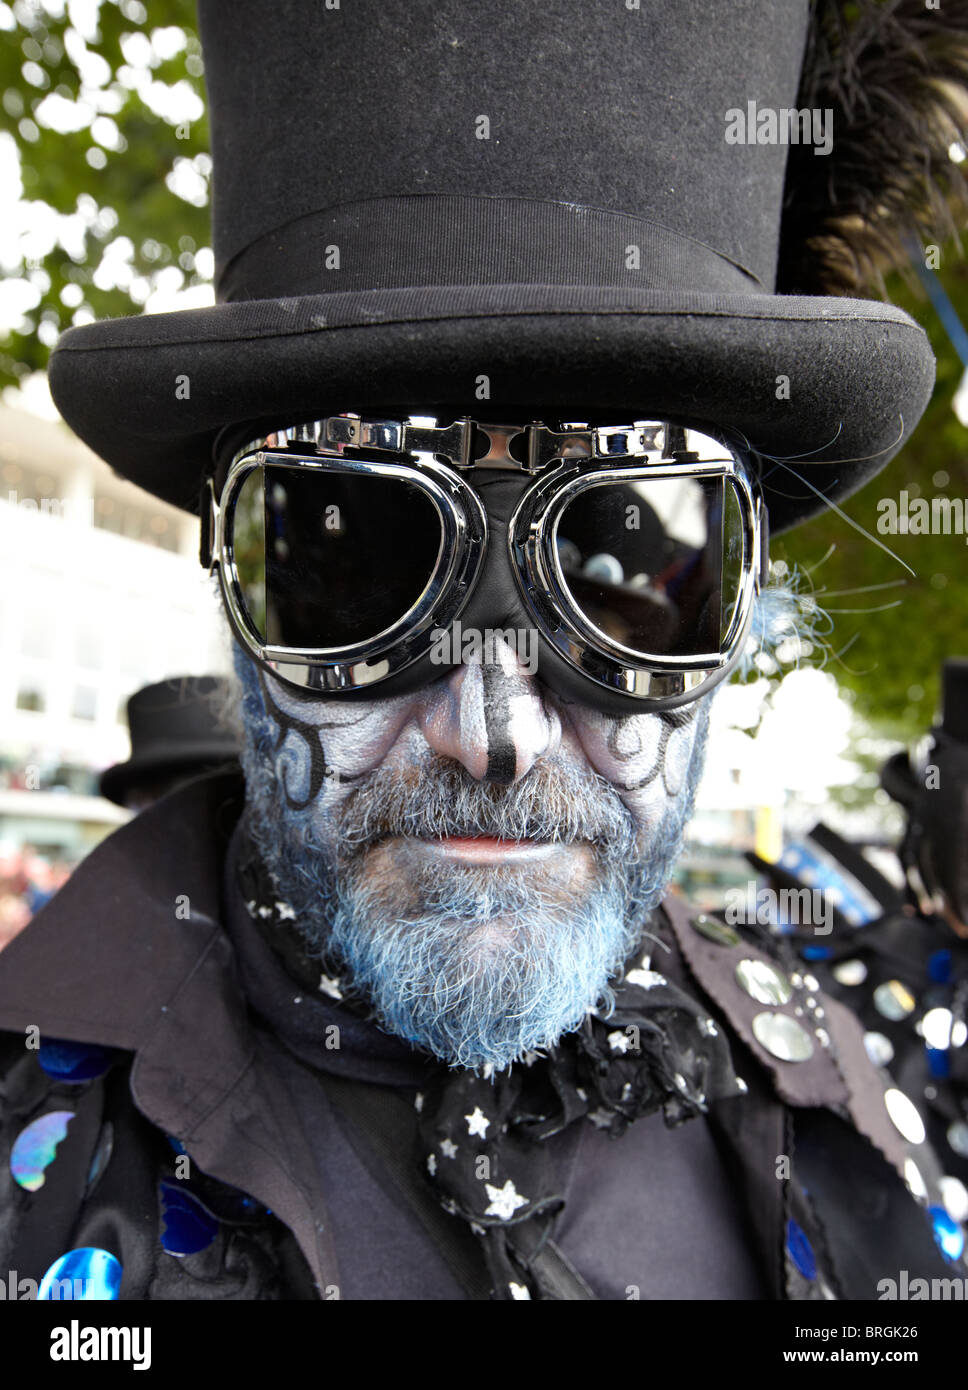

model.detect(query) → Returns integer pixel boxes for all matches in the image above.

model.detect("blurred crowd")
[0,845,73,950]
[0,676,238,954]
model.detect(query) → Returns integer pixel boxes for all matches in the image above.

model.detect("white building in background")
[0,402,229,858]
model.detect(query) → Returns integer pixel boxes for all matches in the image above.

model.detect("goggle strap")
[248,415,696,475]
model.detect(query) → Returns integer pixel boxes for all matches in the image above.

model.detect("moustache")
[336,754,638,861]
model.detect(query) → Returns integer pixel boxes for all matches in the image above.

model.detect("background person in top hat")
[100,676,241,813]
[880,659,968,947]
[0,0,967,1304]
[740,660,968,1226]
[793,660,968,1207]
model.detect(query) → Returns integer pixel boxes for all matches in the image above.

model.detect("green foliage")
[772,244,968,739]
[0,0,210,389]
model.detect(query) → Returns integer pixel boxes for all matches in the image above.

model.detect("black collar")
[0,768,245,1055]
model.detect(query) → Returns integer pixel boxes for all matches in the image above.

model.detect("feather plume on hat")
[780,0,968,295]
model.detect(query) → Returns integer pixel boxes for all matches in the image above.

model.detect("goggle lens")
[230,464,443,648]
[554,475,745,657]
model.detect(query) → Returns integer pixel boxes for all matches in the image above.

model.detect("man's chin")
[237,719,710,1068]
[325,862,643,1071]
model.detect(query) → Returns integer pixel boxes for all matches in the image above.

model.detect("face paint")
[562,702,705,849]
[232,636,711,1071]
[421,637,561,784]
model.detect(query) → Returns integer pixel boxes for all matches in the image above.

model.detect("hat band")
[216,193,764,301]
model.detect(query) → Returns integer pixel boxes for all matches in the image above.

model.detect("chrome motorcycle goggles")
[202,413,767,709]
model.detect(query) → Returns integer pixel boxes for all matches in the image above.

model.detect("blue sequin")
[10,1111,73,1191]
[38,1247,122,1300]
[929,1206,965,1263]
[37,1038,115,1083]
[928,949,952,985]
[927,1045,951,1079]
[159,1180,220,1256]
[160,1142,266,1222]
[786,1219,817,1280]
[197,1181,266,1223]
[801,945,832,961]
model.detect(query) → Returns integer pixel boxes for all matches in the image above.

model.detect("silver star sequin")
[465,1107,490,1138]
[484,1179,528,1221]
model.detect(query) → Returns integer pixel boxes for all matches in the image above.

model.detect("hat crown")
[124,677,232,756]
[199,0,810,300]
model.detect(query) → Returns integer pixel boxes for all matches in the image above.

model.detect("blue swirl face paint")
[233,637,711,1071]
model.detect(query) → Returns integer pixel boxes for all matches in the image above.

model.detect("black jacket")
[0,771,956,1299]
[797,909,968,1191]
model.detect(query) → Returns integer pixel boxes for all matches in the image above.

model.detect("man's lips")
[404,835,564,865]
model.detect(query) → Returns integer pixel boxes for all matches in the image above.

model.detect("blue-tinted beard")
[237,665,710,1073]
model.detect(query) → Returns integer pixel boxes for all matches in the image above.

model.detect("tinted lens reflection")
[555,476,743,656]
[231,465,443,647]
[720,484,743,644]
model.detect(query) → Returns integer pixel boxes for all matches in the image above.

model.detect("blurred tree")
[773,242,968,742]
[0,0,210,389]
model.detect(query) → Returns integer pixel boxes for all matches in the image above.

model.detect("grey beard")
[239,708,710,1070]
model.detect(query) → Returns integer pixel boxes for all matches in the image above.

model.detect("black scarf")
[236,833,745,1299]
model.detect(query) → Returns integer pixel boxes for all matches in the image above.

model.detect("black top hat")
[940,658,968,744]
[881,658,968,807]
[48,1,968,532]
[99,676,239,807]
[880,658,968,921]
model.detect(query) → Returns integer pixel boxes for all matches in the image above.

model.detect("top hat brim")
[99,741,241,807]
[47,284,934,533]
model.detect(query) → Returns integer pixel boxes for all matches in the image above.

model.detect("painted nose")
[416,633,562,783]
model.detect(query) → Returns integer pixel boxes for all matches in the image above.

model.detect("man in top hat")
[0,0,966,1301]
[740,660,968,1246]
[789,660,968,1215]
